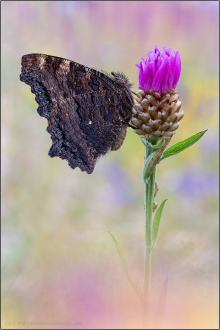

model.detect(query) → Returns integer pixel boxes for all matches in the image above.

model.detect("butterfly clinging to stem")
[20,54,134,174]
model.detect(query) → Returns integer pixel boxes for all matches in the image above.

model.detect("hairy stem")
[143,143,156,327]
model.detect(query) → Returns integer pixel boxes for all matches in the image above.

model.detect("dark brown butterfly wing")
[20,54,134,173]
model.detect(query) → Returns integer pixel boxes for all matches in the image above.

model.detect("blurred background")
[1,1,219,329]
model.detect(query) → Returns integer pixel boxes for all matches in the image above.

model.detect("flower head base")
[136,45,181,94]
[131,89,184,141]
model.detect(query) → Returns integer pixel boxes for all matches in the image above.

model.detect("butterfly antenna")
[131,90,138,96]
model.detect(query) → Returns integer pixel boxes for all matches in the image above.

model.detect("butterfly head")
[111,72,133,89]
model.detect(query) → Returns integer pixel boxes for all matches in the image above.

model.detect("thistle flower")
[131,45,184,141]
[110,45,207,329]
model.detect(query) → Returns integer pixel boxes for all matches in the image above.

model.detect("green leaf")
[108,231,143,303]
[160,129,207,161]
[141,137,147,146]
[152,199,167,247]
[141,138,165,150]
[142,151,156,183]
[153,277,168,328]
[148,139,165,150]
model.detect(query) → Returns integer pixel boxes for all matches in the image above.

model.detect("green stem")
[143,142,157,327]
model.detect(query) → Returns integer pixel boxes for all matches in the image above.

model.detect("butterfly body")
[20,54,134,173]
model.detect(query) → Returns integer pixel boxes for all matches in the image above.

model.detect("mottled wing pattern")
[20,54,134,173]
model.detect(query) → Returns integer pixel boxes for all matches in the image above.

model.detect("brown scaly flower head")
[130,45,184,143]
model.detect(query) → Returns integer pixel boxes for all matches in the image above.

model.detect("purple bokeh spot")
[99,162,134,206]
[178,167,218,198]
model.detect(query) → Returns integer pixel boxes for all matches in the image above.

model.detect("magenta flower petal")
[136,45,181,94]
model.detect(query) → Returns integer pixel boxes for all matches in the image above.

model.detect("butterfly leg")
[120,113,132,124]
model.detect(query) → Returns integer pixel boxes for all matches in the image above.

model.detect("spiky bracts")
[131,88,184,141]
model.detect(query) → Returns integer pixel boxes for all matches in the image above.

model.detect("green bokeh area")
[2,1,219,329]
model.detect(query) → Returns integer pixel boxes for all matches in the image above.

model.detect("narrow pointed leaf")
[152,199,167,246]
[148,139,165,150]
[141,137,147,146]
[153,277,168,328]
[108,231,143,303]
[142,151,156,183]
[160,130,207,161]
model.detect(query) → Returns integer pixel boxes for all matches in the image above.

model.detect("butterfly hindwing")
[20,54,134,173]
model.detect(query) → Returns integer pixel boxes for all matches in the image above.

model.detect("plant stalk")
[143,142,157,327]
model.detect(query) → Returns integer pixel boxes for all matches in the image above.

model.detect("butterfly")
[20,54,134,174]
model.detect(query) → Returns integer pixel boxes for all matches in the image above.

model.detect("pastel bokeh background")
[2,1,219,329]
